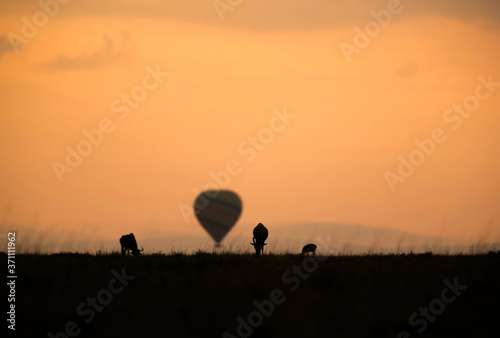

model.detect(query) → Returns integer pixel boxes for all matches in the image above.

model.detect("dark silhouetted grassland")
[12,252,500,337]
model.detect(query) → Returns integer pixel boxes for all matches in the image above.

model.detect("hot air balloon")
[194,190,242,246]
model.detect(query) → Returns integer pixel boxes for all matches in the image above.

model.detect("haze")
[1,0,499,253]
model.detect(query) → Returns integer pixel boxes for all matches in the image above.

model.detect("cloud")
[43,32,134,71]
[396,62,419,78]
[0,35,15,55]
[2,0,499,32]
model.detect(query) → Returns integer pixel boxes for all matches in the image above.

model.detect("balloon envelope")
[194,190,242,244]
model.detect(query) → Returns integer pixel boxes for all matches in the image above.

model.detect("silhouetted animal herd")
[120,223,317,256]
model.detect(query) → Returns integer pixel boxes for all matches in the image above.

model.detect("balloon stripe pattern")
[194,190,242,244]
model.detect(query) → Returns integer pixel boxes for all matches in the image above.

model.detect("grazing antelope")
[302,244,317,256]
[251,223,268,256]
[120,233,143,256]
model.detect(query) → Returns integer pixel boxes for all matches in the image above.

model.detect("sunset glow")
[1,0,499,252]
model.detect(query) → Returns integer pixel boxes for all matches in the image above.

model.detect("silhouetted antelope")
[302,243,317,256]
[251,223,268,256]
[120,233,143,256]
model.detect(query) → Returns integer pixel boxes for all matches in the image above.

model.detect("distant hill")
[267,222,472,253]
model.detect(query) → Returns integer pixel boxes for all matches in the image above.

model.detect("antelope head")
[250,237,267,256]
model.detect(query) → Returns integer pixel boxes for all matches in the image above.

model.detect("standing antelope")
[302,243,317,256]
[251,223,268,256]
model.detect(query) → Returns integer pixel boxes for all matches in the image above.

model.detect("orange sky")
[1,0,499,250]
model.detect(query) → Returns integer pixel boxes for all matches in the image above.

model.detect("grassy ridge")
[11,252,500,337]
